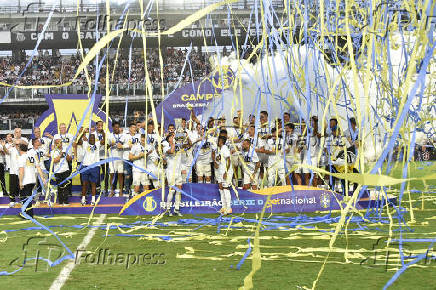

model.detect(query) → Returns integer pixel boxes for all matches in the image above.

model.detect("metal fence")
[0,1,285,15]
[0,83,175,100]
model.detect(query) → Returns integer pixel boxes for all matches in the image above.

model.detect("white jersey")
[18,151,38,185]
[34,147,46,168]
[0,144,6,164]
[82,141,101,167]
[215,144,231,173]
[257,125,271,148]
[107,133,124,159]
[146,132,159,146]
[76,144,84,163]
[8,145,20,175]
[265,137,288,168]
[194,137,215,164]
[285,132,299,162]
[51,148,69,174]
[38,137,51,161]
[4,142,14,170]
[94,131,106,160]
[146,143,160,172]
[162,140,182,169]
[130,143,147,173]
[242,146,260,172]
[122,133,140,160]
[54,133,74,153]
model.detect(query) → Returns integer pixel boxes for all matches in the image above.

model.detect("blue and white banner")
[120,184,348,215]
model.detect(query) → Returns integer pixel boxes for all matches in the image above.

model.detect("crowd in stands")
[0,48,211,87]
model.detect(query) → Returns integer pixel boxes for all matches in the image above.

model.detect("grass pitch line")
[49,214,107,290]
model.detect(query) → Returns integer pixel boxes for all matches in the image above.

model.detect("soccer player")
[51,135,72,206]
[107,122,125,196]
[162,132,183,217]
[33,127,51,172]
[240,139,260,190]
[194,126,214,183]
[257,111,271,185]
[301,116,321,186]
[4,139,20,207]
[284,123,300,185]
[0,139,8,197]
[122,123,140,197]
[129,134,148,195]
[75,132,102,205]
[228,115,244,186]
[95,121,108,194]
[213,136,233,215]
[17,143,46,218]
[52,123,74,196]
[264,128,289,187]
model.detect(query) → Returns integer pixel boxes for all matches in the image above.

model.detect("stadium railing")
[0,1,284,15]
[0,83,171,101]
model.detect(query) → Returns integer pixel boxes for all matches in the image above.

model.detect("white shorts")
[166,168,183,186]
[243,169,258,186]
[132,171,147,186]
[109,160,124,174]
[285,158,296,172]
[231,155,241,167]
[301,156,319,174]
[146,166,159,181]
[216,169,233,187]
[258,153,269,167]
[196,162,211,177]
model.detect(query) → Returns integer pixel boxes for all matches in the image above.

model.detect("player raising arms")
[74,130,104,205]
[213,136,233,215]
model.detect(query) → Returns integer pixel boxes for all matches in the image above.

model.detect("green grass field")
[0,161,435,289]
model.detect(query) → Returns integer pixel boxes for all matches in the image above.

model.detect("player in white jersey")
[17,143,46,218]
[94,121,108,194]
[52,123,74,196]
[0,138,8,196]
[300,117,321,186]
[4,139,20,207]
[213,136,233,214]
[107,122,125,196]
[240,139,261,190]
[52,135,72,205]
[146,121,159,147]
[129,134,147,194]
[177,118,195,183]
[29,138,45,203]
[284,122,300,185]
[227,116,244,186]
[162,132,183,216]
[264,128,289,187]
[75,132,103,205]
[33,127,51,172]
[122,123,140,196]
[194,126,215,183]
[4,134,13,171]
[257,111,271,182]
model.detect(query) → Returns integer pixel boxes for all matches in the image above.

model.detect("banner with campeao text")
[154,66,234,127]
[120,184,348,215]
